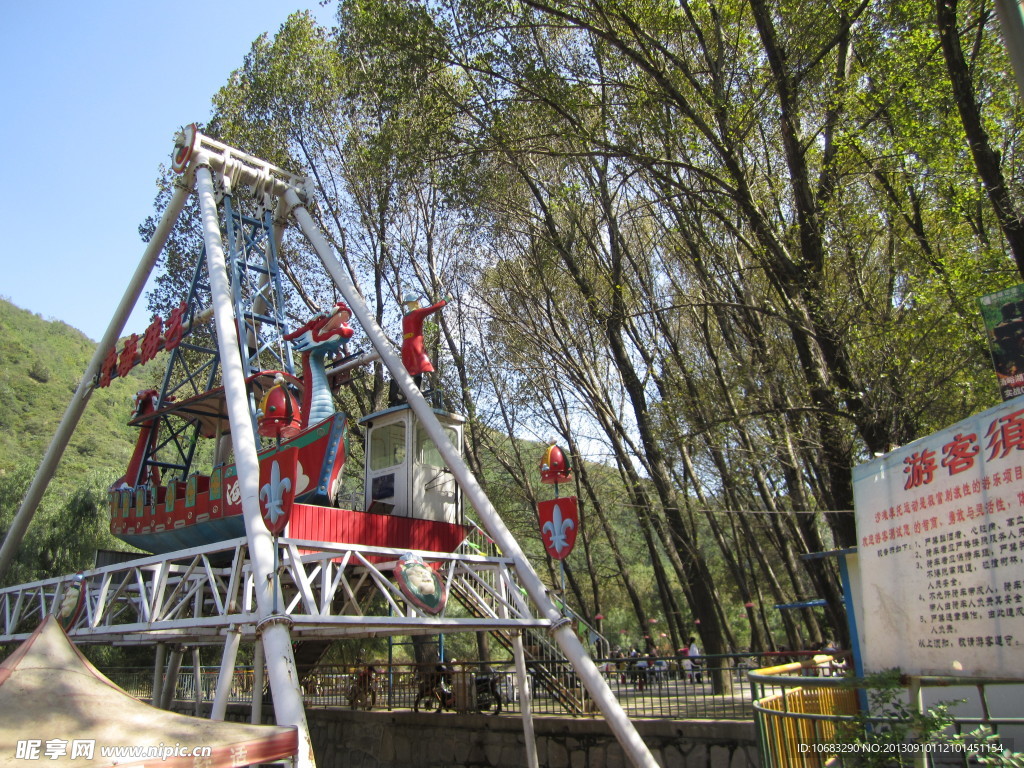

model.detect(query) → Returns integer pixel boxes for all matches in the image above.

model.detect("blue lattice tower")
[137,165,300,487]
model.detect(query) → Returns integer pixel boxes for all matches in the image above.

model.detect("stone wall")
[221,706,760,768]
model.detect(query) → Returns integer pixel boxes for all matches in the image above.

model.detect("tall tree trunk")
[936,0,1024,277]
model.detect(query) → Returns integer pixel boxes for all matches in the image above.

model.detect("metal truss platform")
[0,536,550,646]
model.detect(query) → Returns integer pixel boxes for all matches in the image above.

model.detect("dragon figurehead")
[284,303,355,429]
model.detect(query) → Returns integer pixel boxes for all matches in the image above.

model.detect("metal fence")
[750,654,1024,767]
[105,652,790,720]
[750,656,857,768]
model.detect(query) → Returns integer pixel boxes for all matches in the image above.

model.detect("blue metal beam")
[774,599,827,610]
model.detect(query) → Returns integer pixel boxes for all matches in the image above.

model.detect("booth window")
[416,425,457,468]
[370,423,406,470]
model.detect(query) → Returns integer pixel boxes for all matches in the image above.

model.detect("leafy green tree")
[122,0,1024,662]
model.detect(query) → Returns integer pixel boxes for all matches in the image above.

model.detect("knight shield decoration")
[538,496,578,560]
[395,553,447,615]
[259,448,297,534]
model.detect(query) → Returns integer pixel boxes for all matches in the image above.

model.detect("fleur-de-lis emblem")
[542,501,576,555]
[260,459,292,528]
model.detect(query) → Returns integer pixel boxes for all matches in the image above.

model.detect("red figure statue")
[401,294,448,379]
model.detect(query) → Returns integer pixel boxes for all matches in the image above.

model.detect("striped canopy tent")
[0,617,297,768]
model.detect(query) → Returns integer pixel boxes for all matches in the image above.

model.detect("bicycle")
[413,666,453,713]
[473,672,503,714]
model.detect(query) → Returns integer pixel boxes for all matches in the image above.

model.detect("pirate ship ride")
[102,129,466,557]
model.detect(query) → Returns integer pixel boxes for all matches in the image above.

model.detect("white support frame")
[0,537,548,645]
[0,126,659,768]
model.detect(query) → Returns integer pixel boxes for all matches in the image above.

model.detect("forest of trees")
[188,0,1022,659]
[4,0,1022,664]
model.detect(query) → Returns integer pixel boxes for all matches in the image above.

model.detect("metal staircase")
[447,525,602,714]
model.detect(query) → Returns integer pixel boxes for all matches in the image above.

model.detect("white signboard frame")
[852,398,1024,678]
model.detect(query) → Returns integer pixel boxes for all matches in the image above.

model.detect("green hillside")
[0,298,144,477]
[0,298,148,585]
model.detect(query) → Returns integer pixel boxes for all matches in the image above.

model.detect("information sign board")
[853,398,1024,677]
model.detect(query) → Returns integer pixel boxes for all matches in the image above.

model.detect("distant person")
[634,654,649,691]
[627,647,640,686]
[611,647,627,684]
[820,639,844,676]
[679,645,693,682]
[650,653,668,687]
[687,636,702,683]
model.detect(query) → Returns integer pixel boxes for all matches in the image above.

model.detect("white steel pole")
[195,164,315,768]
[211,625,242,720]
[153,642,167,706]
[193,646,203,716]
[511,632,540,768]
[252,640,266,725]
[287,189,658,768]
[995,0,1024,98]
[0,183,191,581]
[161,647,184,709]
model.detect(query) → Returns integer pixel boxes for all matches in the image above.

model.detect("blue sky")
[0,1,336,342]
